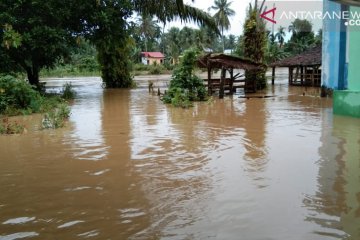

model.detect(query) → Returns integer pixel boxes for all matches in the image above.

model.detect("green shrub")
[42,103,71,129]
[78,56,100,72]
[133,63,151,72]
[162,49,207,108]
[61,82,76,100]
[149,64,165,75]
[0,75,42,114]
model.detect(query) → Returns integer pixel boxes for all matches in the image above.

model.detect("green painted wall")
[334,90,360,117]
[348,6,360,91]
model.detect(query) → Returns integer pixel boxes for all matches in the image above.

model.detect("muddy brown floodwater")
[1,74,360,240]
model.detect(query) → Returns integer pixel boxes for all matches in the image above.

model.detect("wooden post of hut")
[219,67,226,99]
[272,67,275,85]
[300,66,304,85]
[207,66,212,95]
[289,67,293,85]
[311,67,315,86]
[229,68,234,94]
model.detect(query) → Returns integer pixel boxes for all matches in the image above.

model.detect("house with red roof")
[141,52,165,65]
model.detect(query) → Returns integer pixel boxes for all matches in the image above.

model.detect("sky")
[165,0,252,36]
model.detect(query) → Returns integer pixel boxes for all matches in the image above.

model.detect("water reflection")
[69,83,108,161]
[2,76,360,239]
[129,90,215,239]
[305,114,360,239]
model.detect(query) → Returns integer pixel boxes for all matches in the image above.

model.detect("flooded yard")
[1,75,360,240]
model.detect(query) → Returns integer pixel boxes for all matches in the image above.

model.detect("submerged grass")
[0,118,25,134]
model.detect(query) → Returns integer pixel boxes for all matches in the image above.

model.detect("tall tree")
[162,27,182,64]
[210,0,235,52]
[180,27,196,51]
[0,0,77,87]
[242,0,267,90]
[275,26,286,48]
[226,34,237,52]
[286,18,315,55]
[136,14,160,52]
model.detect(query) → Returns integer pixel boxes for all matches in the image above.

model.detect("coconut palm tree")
[210,0,235,52]
[137,14,160,52]
[275,26,286,48]
[134,0,218,32]
[227,34,237,52]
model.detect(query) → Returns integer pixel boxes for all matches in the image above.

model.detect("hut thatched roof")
[270,46,322,67]
[197,53,265,70]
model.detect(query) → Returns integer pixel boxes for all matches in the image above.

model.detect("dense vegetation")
[242,0,267,90]
[0,75,73,134]
[0,0,217,89]
[162,49,207,108]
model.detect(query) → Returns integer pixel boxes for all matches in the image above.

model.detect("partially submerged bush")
[0,75,42,114]
[162,49,207,108]
[42,103,71,129]
[61,82,76,100]
[0,75,74,133]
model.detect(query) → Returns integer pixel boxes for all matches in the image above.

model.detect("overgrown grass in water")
[42,103,71,129]
[0,75,74,134]
[0,118,25,134]
[61,82,76,100]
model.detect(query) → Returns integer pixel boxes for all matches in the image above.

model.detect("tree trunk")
[145,37,148,52]
[222,28,225,53]
[26,66,40,87]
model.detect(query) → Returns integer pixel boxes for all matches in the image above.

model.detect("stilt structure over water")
[197,54,265,98]
[270,46,322,87]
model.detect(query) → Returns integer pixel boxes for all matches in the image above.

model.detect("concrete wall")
[347,6,360,91]
[333,90,360,117]
[141,57,164,65]
[322,0,348,89]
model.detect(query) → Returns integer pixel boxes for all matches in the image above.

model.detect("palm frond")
[133,0,219,34]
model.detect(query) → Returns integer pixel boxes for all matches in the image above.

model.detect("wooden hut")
[197,54,265,98]
[270,46,322,87]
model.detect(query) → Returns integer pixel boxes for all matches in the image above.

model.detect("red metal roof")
[141,52,165,58]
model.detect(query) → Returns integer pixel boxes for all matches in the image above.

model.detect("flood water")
[1,74,360,240]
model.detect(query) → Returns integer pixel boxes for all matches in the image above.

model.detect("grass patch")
[132,63,171,76]
[40,65,100,78]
